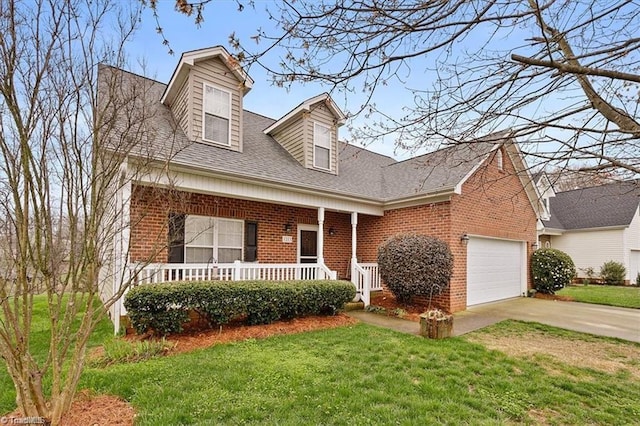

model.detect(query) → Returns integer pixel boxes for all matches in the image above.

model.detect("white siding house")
[537,176,640,281]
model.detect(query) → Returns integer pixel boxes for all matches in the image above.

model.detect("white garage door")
[467,237,524,306]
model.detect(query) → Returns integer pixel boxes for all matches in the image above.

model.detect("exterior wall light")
[284,223,292,233]
[460,234,470,245]
[328,227,336,236]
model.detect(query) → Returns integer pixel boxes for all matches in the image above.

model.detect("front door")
[298,227,318,279]
[299,230,318,264]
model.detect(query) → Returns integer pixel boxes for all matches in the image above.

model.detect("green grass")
[81,322,640,425]
[557,285,640,309]
[3,299,640,425]
[0,294,114,411]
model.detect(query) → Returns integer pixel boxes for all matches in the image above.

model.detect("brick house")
[99,46,542,329]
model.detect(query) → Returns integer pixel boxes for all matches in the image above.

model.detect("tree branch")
[511,54,640,84]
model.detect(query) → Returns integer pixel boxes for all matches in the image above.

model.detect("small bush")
[365,305,387,314]
[89,338,174,367]
[377,233,453,304]
[124,280,355,335]
[636,273,640,287]
[531,248,576,294]
[580,267,595,285]
[600,261,626,285]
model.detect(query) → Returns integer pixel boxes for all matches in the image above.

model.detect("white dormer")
[534,172,556,220]
[264,94,346,174]
[161,46,254,152]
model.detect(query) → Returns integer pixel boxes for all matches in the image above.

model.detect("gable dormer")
[264,94,346,175]
[534,172,556,220]
[161,46,253,152]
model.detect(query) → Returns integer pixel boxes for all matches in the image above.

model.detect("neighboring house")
[536,175,640,282]
[99,46,542,330]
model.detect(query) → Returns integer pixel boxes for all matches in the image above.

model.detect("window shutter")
[168,213,185,263]
[244,222,257,262]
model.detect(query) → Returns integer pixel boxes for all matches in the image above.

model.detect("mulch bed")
[370,290,439,322]
[534,292,575,302]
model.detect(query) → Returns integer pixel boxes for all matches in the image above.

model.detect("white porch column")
[351,212,358,268]
[317,207,325,264]
[113,170,131,334]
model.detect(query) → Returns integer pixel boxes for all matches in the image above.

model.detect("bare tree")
[0,1,182,423]
[163,0,639,175]
[543,167,619,191]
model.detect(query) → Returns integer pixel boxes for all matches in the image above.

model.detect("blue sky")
[128,1,430,159]
[125,1,614,169]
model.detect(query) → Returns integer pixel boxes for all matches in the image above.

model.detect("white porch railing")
[119,261,337,316]
[352,262,371,306]
[351,262,382,306]
[358,263,382,291]
[130,260,337,285]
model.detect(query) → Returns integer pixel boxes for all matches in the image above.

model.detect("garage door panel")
[467,238,523,306]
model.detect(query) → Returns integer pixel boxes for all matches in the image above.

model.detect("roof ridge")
[98,63,167,86]
[555,178,640,195]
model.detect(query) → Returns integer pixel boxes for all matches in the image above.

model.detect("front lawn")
[81,322,640,425]
[557,285,640,309]
[0,295,114,411]
[2,300,640,425]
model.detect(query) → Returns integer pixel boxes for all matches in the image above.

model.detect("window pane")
[185,247,215,263]
[214,89,230,118]
[204,114,229,144]
[204,85,230,119]
[218,248,242,263]
[185,216,214,246]
[314,146,330,169]
[218,219,243,247]
[314,123,331,148]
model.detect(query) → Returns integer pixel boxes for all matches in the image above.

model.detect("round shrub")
[377,233,453,304]
[600,261,626,285]
[531,248,576,294]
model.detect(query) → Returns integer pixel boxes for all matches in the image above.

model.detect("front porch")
[127,260,382,303]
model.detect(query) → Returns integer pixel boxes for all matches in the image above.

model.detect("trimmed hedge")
[124,280,356,335]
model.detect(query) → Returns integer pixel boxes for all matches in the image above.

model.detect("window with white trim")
[184,215,243,263]
[203,83,231,145]
[313,122,332,170]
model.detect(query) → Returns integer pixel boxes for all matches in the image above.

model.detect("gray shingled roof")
[542,180,640,230]
[105,66,506,202]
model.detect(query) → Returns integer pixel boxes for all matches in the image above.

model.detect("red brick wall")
[357,202,453,312]
[357,202,452,263]
[356,147,538,313]
[449,147,538,311]
[129,186,353,278]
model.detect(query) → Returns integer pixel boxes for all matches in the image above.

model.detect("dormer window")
[313,122,332,170]
[203,83,231,145]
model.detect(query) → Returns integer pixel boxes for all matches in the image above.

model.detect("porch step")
[344,301,364,311]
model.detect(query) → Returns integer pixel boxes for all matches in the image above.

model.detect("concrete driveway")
[454,297,640,342]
